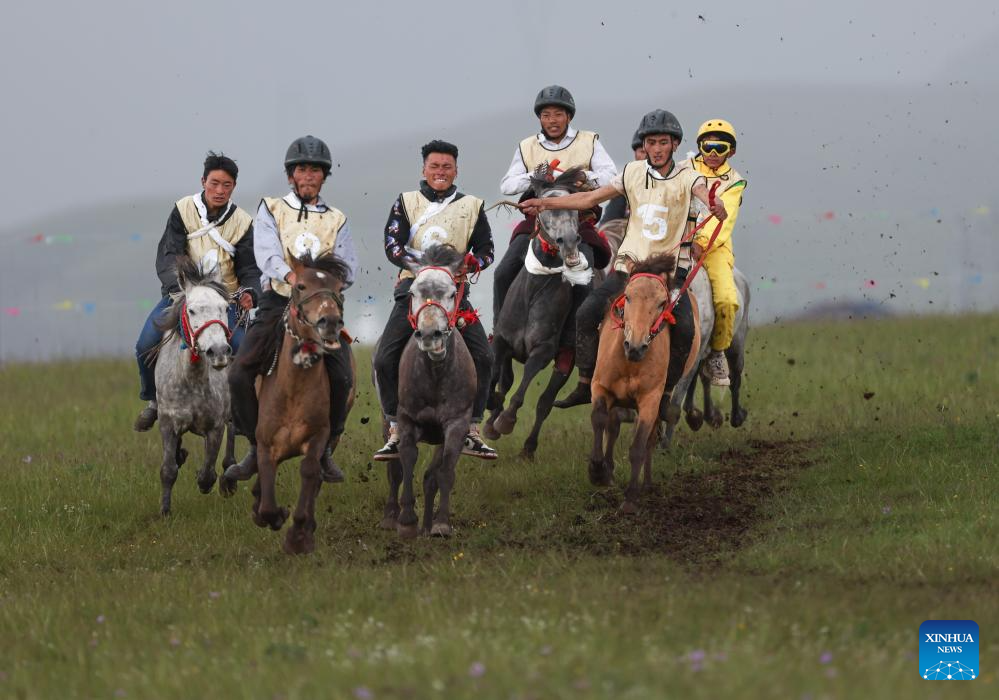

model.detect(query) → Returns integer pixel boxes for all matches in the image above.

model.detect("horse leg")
[284,438,324,555]
[705,373,724,429]
[589,396,613,487]
[380,460,403,530]
[684,371,704,431]
[159,426,180,516]
[219,422,239,497]
[483,337,512,441]
[621,397,659,515]
[495,350,549,436]
[603,404,622,478]
[431,422,464,538]
[643,422,662,492]
[254,445,287,531]
[422,447,442,535]
[396,425,420,539]
[727,344,748,428]
[520,367,570,460]
[197,426,223,494]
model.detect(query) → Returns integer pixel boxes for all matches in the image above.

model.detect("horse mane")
[421,244,464,270]
[297,251,351,284]
[630,253,677,282]
[530,166,590,196]
[146,256,228,360]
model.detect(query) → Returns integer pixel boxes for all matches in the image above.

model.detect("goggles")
[699,140,732,157]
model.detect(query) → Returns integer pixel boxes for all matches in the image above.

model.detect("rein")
[609,182,725,342]
[178,300,231,364]
[407,266,468,334]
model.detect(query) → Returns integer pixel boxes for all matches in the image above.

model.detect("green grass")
[1,314,998,698]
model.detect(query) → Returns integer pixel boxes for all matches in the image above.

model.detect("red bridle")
[179,300,231,364]
[610,273,675,339]
[406,266,467,333]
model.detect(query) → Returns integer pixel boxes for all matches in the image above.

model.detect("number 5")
[637,204,669,241]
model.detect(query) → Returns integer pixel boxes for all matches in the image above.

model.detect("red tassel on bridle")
[179,301,231,364]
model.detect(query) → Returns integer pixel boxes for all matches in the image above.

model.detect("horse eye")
[189,309,197,315]
[296,283,306,291]
[624,296,630,303]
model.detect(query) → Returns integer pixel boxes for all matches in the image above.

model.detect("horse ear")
[403,256,422,277]
[286,248,305,277]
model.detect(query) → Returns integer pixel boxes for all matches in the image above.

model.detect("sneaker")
[462,425,498,460]
[133,401,158,432]
[553,381,592,409]
[373,425,400,461]
[703,350,731,386]
[320,441,345,483]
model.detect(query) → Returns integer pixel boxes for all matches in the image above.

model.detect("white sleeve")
[586,137,618,188]
[499,146,532,196]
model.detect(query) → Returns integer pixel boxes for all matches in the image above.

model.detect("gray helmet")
[284,135,332,173]
[534,85,576,118]
[635,109,683,142]
[630,129,644,151]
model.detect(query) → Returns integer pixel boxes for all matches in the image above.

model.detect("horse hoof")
[494,412,516,435]
[518,448,536,461]
[482,422,501,441]
[588,461,613,487]
[397,523,419,539]
[708,408,724,429]
[219,476,238,497]
[198,472,217,495]
[731,408,748,428]
[379,516,399,530]
[430,523,452,538]
[283,529,315,555]
[618,500,638,516]
[686,409,704,431]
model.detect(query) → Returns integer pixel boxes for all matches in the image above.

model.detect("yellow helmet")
[697,119,737,144]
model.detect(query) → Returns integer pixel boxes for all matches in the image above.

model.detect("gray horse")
[382,245,475,538]
[660,265,750,448]
[149,256,234,515]
[483,168,593,458]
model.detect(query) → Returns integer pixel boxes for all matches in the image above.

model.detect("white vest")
[176,195,253,295]
[262,195,347,297]
[398,190,482,279]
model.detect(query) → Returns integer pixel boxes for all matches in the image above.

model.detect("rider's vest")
[176,195,253,295]
[519,130,598,173]
[262,195,347,297]
[398,190,482,280]
[687,156,746,252]
[615,159,703,273]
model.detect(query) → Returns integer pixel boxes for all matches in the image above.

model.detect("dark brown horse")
[224,252,351,554]
[381,245,475,538]
[589,254,700,514]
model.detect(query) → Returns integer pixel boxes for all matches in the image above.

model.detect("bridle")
[407,266,466,335]
[610,273,674,342]
[284,285,345,357]
[178,299,231,364]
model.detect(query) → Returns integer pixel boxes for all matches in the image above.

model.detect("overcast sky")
[2,0,996,227]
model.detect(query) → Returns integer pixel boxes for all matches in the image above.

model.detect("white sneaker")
[373,425,400,461]
[703,351,731,386]
[462,425,498,460]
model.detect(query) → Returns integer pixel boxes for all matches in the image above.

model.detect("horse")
[149,256,235,516]
[380,245,475,539]
[659,265,750,448]
[483,168,593,458]
[222,252,351,554]
[589,254,701,515]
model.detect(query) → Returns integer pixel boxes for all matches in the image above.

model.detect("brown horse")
[238,253,350,554]
[589,254,700,514]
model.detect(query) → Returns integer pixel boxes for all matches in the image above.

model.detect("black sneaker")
[553,382,592,409]
[133,404,158,432]
[462,427,498,460]
[373,429,400,462]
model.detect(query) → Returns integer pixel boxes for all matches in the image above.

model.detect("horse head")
[286,251,350,368]
[616,253,677,363]
[176,256,232,369]
[532,167,588,268]
[406,244,465,362]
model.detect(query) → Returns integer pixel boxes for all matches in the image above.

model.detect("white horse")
[149,256,235,515]
[660,265,750,448]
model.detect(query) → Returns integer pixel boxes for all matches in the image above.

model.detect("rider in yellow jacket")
[688,119,747,386]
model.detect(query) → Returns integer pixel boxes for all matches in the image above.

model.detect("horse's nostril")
[434,330,443,338]
[414,330,423,339]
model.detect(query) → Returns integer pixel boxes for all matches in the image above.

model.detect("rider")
[227,135,359,483]
[687,119,747,386]
[134,151,260,432]
[372,139,497,461]
[520,109,728,408]
[493,85,617,322]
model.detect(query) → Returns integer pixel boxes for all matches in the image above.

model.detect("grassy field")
[1,313,997,699]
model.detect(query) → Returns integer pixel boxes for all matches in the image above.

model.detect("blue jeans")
[135,297,245,401]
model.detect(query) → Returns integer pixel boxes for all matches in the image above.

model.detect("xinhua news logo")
[920,620,979,680]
